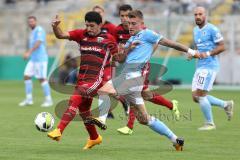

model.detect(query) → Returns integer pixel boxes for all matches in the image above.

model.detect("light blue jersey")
[193,23,223,71]
[124,29,163,71]
[29,26,48,62]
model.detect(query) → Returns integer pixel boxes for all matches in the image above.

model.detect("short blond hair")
[92,5,104,12]
[128,10,143,19]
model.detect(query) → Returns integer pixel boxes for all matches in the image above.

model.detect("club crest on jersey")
[97,37,104,43]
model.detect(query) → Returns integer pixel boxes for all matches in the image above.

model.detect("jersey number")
[198,76,205,84]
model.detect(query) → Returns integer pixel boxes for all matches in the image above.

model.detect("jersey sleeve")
[35,27,45,42]
[145,29,163,44]
[211,26,224,43]
[68,29,84,42]
[124,36,133,49]
[108,23,117,36]
[106,35,118,55]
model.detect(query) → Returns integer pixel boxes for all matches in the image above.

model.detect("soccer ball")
[34,112,54,132]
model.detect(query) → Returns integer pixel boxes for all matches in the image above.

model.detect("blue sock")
[41,81,51,100]
[148,116,177,143]
[199,96,214,124]
[25,80,32,100]
[207,95,225,108]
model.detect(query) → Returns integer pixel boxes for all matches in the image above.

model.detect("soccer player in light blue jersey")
[86,10,198,151]
[19,16,53,107]
[189,7,234,131]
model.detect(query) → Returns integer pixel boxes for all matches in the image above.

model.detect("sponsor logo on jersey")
[81,46,101,52]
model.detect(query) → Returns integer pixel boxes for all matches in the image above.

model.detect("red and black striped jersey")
[101,21,116,36]
[68,29,117,83]
[114,24,131,44]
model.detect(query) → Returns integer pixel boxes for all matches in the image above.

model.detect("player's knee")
[24,76,31,80]
[192,94,199,103]
[136,115,149,125]
[138,119,148,125]
[193,96,199,103]
[141,90,153,100]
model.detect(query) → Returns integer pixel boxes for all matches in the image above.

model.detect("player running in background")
[87,10,199,151]
[47,11,118,150]
[19,16,53,107]
[189,6,234,131]
[114,4,180,135]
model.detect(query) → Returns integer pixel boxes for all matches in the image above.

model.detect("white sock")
[98,95,111,124]
[26,94,32,100]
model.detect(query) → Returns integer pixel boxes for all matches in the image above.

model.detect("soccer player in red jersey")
[93,5,116,36]
[47,11,118,150]
[109,4,181,135]
[93,5,130,117]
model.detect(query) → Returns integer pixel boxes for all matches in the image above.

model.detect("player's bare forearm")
[52,26,69,39]
[158,38,188,52]
[112,52,126,63]
[52,15,69,39]
[28,41,41,53]
[209,41,225,56]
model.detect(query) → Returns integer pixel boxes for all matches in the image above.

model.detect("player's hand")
[130,40,141,50]
[193,52,201,59]
[199,52,209,59]
[52,15,61,27]
[23,51,31,60]
[118,43,125,53]
[185,50,201,60]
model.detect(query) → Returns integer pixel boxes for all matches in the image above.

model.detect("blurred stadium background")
[0,0,240,86]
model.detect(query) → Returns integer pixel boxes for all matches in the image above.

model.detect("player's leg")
[78,97,102,150]
[193,89,215,130]
[19,61,34,106]
[117,106,135,135]
[203,70,234,120]
[142,65,180,117]
[98,81,117,123]
[131,98,184,151]
[142,89,180,120]
[36,62,53,107]
[192,68,215,130]
[47,92,82,141]
[84,80,117,130]
[116,96,129,115]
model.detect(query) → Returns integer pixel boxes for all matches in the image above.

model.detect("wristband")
[206,51,211,57]
[187,48,196,56]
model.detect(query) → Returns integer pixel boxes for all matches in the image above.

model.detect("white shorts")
[192,68,217,92]
[108,71,144,105]
[24,61,48,79]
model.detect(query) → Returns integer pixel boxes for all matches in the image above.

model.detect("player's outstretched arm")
[112,43,127,63]
[158,38,197,57]
[199,41,225,59]
[52,15,70,39]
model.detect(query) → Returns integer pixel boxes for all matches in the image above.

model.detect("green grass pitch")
[0,81,239,160]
